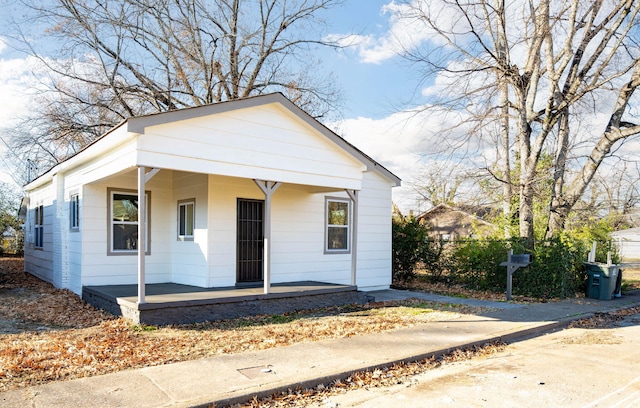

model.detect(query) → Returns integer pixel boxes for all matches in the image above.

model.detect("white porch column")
[137,167,160,305]
[254,180,281,294]
[346,190,359,286]
[137,167,146,304]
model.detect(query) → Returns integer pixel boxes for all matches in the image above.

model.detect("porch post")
[346,190,359,286]
[254,180,281,294]
[137,166,146,304]
[137,167,160,305]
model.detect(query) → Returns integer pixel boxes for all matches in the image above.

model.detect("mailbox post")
[500,249,531,300]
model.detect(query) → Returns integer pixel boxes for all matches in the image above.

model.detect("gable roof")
[417,203,496,227]
[26,93,400,189]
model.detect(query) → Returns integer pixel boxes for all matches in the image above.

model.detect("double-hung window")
[177,199,195,241]
[34,204,44,248]
[70,193,80,231]
[325,198,350,253]
[109,189,150,254]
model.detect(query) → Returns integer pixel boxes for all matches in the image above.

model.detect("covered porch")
[83,281,370,325]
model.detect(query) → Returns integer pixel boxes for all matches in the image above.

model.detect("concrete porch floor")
[82,282,371,325]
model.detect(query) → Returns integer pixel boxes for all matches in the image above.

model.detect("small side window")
[34,204,44,248]
[178,199,195,241]
[70,194,80,231]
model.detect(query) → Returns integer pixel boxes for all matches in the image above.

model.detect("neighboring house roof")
[2,226,17,238]
[611,227,640,238]
[417,203,496,226]
[416,203,497,239]
[25,93,400,190]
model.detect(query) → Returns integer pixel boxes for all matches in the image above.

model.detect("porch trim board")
[82,281,370,325]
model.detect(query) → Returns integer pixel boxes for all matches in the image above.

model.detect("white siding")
[354,171,394,290]
[80,170,173,288]
[206,176,353,287]
[64,172,85,295]
[171,172,209,286]
[207,176,262,287]
[136,104,365,190]
[271,188,352,285]
[22,97,397,294]
[51,174,67,289]
[23,183,55,284]
[75,171,392,290]
[612,229,640,262]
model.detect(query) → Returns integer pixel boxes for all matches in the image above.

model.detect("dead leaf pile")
[394,278,542,303]
[0,258,112,329]
[0,259,490,392]
[569,306,640,329]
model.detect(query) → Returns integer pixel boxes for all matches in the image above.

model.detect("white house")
[611,228,640,262]
[22,93,400,315]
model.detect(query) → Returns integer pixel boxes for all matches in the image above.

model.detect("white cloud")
[0,55,47,125]
[327,1,476,65]
[0,47,50,185]
[330,106,477,213]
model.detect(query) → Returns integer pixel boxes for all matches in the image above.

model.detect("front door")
[236,198,264,283]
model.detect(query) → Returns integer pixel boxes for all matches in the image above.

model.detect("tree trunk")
[495,0,512,239]
[518,120,536,247]
[545,110,570,239]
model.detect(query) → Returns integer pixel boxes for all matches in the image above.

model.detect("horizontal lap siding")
[171,172,209,287]
[24,184,54,285]
[206,177,352,286]
[78,140,137,185]
[356,172,394,290]
[62,172,84,295]
[137,104,364,189]
[208,177,261,287]
[80,171,172,287]
[271,188,351,285]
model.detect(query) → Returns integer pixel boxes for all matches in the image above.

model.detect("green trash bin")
[584,263,619,300]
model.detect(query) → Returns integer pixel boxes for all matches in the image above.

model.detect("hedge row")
[392,216,617,299]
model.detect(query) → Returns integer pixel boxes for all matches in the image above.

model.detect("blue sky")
[322,0,422,119]
[0,1,437,211]
[1,1,638,215]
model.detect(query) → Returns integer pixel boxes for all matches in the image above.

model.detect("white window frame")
[70,193,80,231]
[34,204,44,249]
[177,198,195,241]
[108,188,150,255]
[325,197,351,254]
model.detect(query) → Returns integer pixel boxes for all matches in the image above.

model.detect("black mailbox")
[511,254,531,264]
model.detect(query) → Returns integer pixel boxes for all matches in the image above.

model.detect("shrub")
[392,216,441,281]
[513,238,584,299]
[446,239,511,291]
[442,236,593,299]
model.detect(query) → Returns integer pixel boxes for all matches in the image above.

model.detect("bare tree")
[0,182,22,237]
[397,0,640,244]
[6,0,344,178]
[410,161,466,207]
[579,160,640,228]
